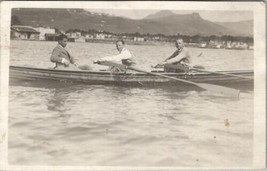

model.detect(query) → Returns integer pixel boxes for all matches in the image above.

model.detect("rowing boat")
[9,65,253,89]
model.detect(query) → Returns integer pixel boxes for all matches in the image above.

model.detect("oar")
[190,53,252,79]
[100,61,240,97]
[160,63,253,80]
[155,51,252,80]
[191,67,253,80]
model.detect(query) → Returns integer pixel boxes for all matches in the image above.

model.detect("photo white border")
[0,1,266,170]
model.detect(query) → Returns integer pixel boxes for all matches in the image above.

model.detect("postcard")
[0,1,266,170]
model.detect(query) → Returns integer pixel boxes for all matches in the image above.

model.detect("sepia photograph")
[0,1,266,170]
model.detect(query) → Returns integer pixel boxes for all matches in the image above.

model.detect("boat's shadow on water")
[9,78,253,90]
[9,79,253,102]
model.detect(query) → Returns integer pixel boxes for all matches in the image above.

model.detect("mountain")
[142,12,238,36]
[144,11,253,36]
[143,10,176,20]
[11,8,153,34]
[11,8,251,36]
[215,20,253,36]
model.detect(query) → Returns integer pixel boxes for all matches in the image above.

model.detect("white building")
[75,36,85,43]
[11,25,40,40]
[76,32,81,38]
[66,31,81,38]
[134,37,145,42]
[152,36,160,40]
[96,33,106,39]
[35,27,55,40]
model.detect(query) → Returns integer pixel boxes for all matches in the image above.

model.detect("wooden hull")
[9,65,253,90]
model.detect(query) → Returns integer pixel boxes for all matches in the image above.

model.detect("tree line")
[65,28,253,44]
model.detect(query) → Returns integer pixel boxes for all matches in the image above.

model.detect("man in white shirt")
[96,40,136,69]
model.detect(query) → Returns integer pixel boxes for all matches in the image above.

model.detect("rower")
[160,38,192,73]
[50,34,78,70]
[94,40,136,72]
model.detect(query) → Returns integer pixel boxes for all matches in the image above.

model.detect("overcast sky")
[87,9,253,22]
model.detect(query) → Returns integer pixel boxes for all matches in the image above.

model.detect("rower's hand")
[65,61,70,67]
[93,60,101,64]
[180,61,193,68]
[62,58,70,67]
[159,61,167,65]
[153,62,165,68]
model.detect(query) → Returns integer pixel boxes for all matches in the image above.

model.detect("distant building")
[60,30,66,34]
[76,32,81,38]
[111,35,120,40]
[11,25,40,40]
[152,36,160,40]
[66,31,81,38]
[199,42,207,48]
[35,27,55,40]
[85,34,94,39]
[66,32,73,38]
[75,36,85,43]
[134,37,145,42]
[106,33,113,39]
[45,33,60,41]
[151,35,167,41]
[95,33,106,39]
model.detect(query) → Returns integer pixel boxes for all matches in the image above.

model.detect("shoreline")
[10,39,253,50]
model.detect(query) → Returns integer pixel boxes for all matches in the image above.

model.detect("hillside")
[215,20,253,36]
[143,12,238,36]
[11,8,251,36]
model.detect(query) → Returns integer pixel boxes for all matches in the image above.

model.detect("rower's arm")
[100,50,132,62]
[166,50,190,64]
[51,48,64,64]
[68,54,76,65]
[164,50,179,62]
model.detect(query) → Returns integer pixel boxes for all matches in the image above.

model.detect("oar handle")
[100,61,196,85]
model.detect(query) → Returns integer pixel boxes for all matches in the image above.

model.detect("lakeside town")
[11,25,254,50]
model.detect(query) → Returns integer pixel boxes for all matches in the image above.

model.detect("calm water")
[9,40,253,167]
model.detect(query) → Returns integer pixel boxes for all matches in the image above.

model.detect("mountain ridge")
[215,20,253,36]
[11,8,252,37]
[143,10,176,20]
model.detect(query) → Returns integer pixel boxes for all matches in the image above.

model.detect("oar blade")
[198,83,240,98]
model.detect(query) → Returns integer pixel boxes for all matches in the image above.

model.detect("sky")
[87,9,253,22]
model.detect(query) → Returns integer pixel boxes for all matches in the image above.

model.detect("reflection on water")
[46,88,71,113]
[9,81,253,167]
[8,41,253,167]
